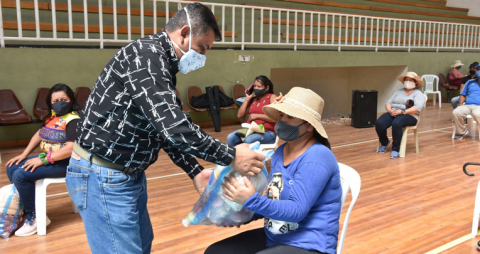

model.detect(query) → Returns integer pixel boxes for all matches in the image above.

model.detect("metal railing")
[0,0,479,51]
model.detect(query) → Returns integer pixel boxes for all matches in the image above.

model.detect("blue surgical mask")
[458,66,462,70]
[171,8,206,74]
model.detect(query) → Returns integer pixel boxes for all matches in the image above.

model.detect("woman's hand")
[6,154,27,168]
[245,90,254,102]
[222,175,256,205]
[21,157,44,172]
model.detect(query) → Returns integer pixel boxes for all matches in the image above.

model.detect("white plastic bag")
[183,142,273,227]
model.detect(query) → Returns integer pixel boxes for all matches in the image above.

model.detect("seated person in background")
[449,60,465,87]
[375,72,426,159]
[451,62,478,109]
[5,83,81,236]
[226,75,277,147]
[453,64,480,140]
[206,87,341,254]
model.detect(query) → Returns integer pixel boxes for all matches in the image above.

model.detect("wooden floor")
[2,103,480,253]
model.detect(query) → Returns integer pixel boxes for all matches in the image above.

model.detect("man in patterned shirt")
[65,3,265,253]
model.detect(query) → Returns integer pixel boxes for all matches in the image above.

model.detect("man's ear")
[179,25,190,45]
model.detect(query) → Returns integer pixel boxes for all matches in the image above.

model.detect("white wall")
[446,0,480,17]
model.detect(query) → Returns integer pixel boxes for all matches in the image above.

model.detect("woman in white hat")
[205,87,342,254]
[449,60,465,87]
[375,71,426,159]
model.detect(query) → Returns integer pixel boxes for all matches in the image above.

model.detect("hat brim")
[263,102,328,139]
[397,75,424,88]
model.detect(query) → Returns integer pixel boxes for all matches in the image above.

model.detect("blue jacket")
[244,142,342,254]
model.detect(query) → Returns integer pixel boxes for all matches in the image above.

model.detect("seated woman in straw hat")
[375,72,426,159]
[449,60,465,87]
[205,87,342,254]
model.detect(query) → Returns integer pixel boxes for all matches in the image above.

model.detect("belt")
[72,142,139,174]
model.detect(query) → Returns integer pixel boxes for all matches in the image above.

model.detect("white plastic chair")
[452,115,479,141]
[337,163,361,254]
[240,123,279,151]
[35,177,79,236]
[422,74,441,108]
[472,180,480,237]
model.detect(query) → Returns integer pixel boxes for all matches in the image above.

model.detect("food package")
[183,142,273,227]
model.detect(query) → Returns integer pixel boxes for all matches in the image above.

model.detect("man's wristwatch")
[402,110,406,115]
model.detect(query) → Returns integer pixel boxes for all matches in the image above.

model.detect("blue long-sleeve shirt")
[244,142,342,254]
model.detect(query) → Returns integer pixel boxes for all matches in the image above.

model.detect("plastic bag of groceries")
[183,142,273,227]
[0,184,24,240]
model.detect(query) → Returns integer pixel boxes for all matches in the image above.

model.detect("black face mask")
[52,101,72,116]
[254,88,268,97]
[274,120,308,142]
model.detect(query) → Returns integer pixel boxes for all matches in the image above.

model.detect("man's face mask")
[171,8,207,74]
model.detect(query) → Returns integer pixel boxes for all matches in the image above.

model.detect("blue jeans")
[66,155,153,254]
[451,96,460,109]
[6,155,68,221]
[375,113,418,152]
[226,130,276,147]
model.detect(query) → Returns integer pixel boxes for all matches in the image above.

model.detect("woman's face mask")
[52,101,72,116]
[404,80,416,89]
[171,8,206,74]
[274,120,308,142]
[253,88,268,97]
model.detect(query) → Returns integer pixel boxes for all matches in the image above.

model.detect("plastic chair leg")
[72,200,79,214]
[437,92,442,108]
[472,180,480,237]
[414,129,419,154]
[35,179,48,236]
[399,128,408,158]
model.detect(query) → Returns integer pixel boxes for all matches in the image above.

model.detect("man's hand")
[193,168,213,195]
[230,143,265,176]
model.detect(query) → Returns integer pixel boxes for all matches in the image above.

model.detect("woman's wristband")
[38,152,50,165]
[46,151,55,164]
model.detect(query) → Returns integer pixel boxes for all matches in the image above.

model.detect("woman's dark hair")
[42,83,82,126]
[314,129,331,150]
[255,75,274,94]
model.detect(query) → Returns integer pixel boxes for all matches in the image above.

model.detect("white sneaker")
[15,219,37,237]
[15,215,51,237]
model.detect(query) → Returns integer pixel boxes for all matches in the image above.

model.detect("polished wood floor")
[2,103,480,253]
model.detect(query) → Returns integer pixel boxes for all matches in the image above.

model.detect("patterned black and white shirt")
[76,30,235,179]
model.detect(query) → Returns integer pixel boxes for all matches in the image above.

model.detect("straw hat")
[263,87,328,139]
[397,71,424,89]
[451,60,464,68]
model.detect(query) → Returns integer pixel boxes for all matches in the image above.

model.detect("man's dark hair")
[165,3,221,42]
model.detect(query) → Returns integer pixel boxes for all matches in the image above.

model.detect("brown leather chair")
[175,88,191,113]
[33,88,50,120]
[438,73,459,102]
[217,85,238,110]
[232,83,246,105]
[187,86,208,112]
[75,87,91,109]
[0,89,33,124]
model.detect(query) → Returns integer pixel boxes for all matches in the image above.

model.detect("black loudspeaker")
[351,90,378,128]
